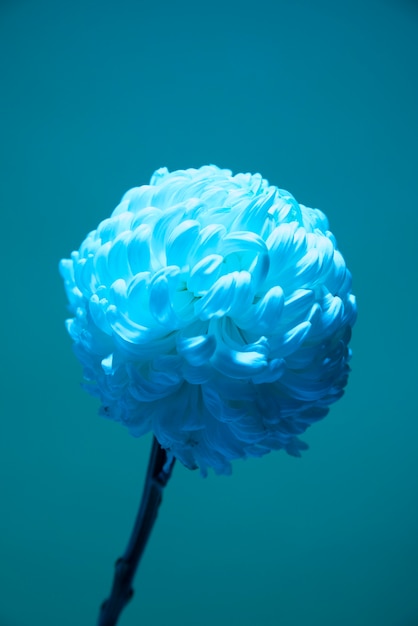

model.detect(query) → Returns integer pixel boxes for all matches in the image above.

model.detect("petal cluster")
[60,165,356,475]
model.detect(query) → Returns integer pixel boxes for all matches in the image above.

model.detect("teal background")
[1,0,417,624]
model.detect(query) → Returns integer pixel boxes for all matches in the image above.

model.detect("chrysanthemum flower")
[60,165,356,475]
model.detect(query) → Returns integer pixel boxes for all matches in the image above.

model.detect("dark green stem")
[97,437,175,626]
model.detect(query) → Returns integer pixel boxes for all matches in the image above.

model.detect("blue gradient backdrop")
[1,1,417,625]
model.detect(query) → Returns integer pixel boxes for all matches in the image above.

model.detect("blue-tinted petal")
[177,333,216,366]
[188,254,224,296]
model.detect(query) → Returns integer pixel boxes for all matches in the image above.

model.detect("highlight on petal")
[59,165,356,474]
[176,333,216,366]
[194,271,253,320]
[187,254,224,296]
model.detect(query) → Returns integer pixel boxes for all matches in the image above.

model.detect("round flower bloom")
[60,166,357,475]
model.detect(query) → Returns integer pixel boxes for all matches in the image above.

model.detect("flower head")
[60,166,356,475]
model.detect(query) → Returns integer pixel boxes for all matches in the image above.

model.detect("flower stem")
[97,437,175,626]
